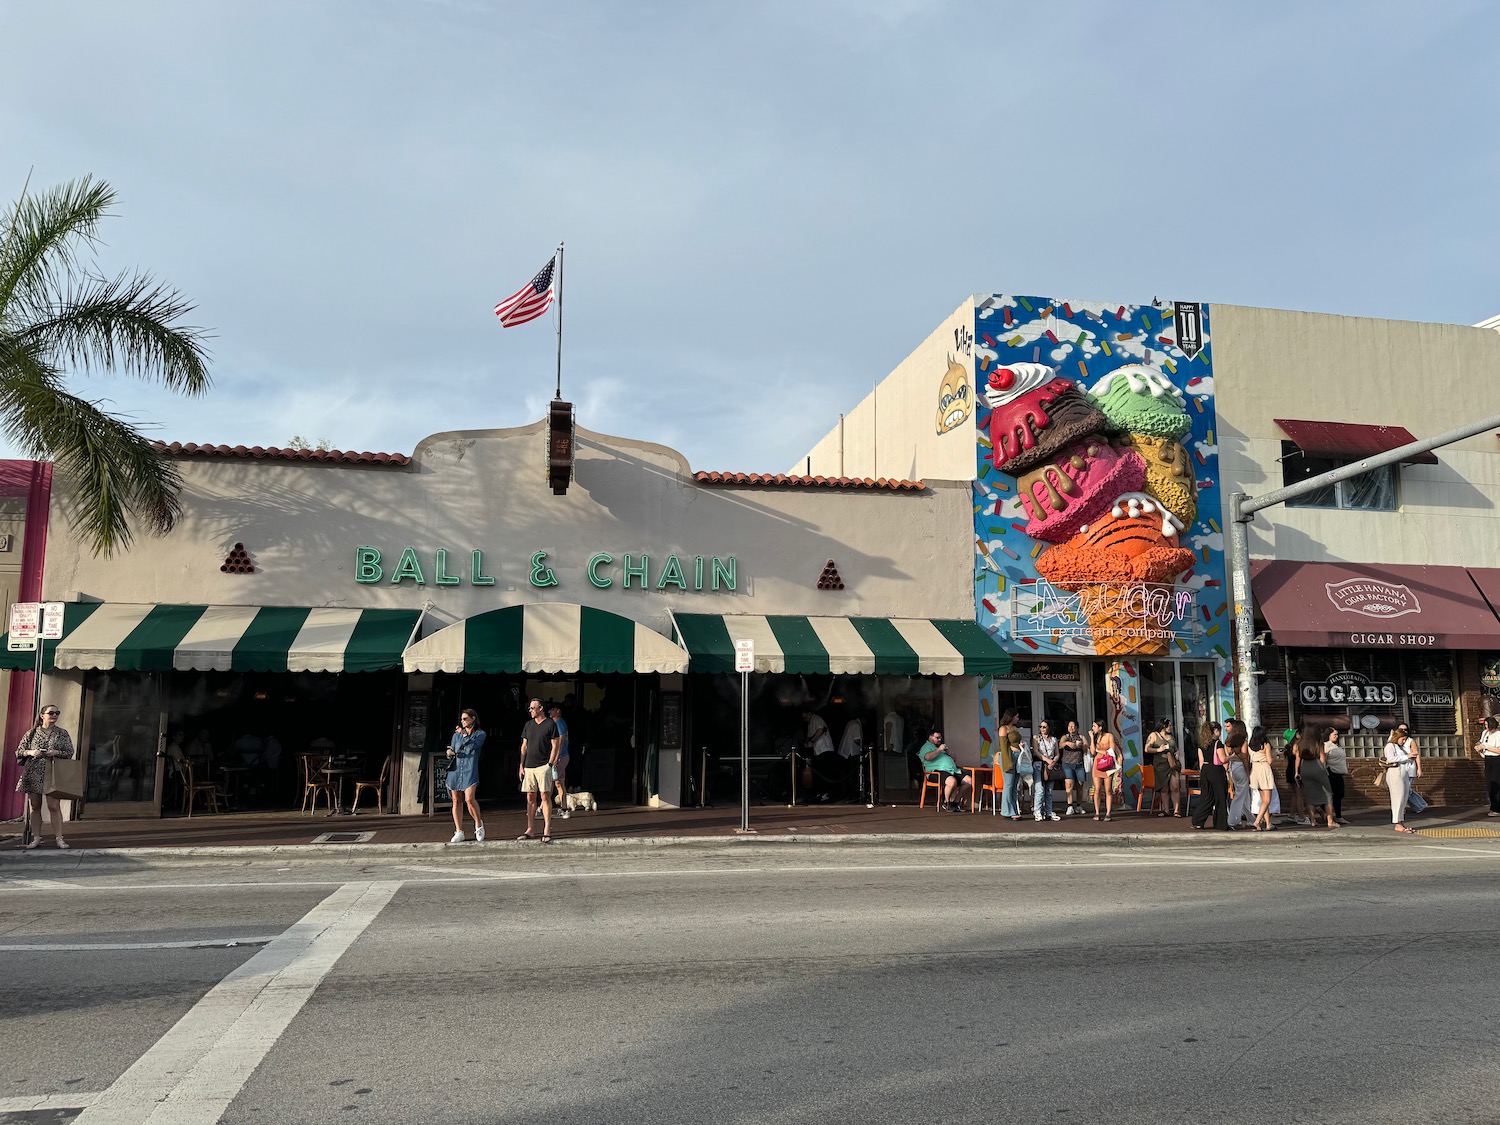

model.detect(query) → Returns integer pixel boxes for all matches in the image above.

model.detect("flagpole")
[554,242,564,400]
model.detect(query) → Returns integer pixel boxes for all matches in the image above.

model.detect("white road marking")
[0,937,278,953]
[1415,844,1500,857]
[0,877,82,889]
[0,1091,102,1112]
[73,880,400,1125]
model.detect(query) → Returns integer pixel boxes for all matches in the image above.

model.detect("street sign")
[40,602,65,640]
[733,639,755,673]
[8,602,39,651]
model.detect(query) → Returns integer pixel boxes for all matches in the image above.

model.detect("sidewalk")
[4,798,1498,855]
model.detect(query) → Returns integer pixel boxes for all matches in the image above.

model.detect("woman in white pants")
[1224,719,1252,828]
[1384,723,1420,835]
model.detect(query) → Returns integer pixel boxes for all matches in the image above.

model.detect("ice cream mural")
[971,297,1234,799]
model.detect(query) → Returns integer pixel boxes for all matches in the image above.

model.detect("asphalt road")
[2,837,1498,1125]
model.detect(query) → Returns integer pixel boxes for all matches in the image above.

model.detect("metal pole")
[740,670,750,832]
[553,243,564,400]
[1228,413,1500,735]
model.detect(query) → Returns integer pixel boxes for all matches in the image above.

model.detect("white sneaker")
[1049,813,1061,821]
[449,830,465,844]
[1065,806,1077,816]
[475,825,485,842]
[559,809,570,819]
[534,808,543,820]
[1034,814,1044,822]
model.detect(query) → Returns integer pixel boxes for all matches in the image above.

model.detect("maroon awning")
[1467,568,1500,619]
[1251,560,1500,649]
[1274,419,1439,466]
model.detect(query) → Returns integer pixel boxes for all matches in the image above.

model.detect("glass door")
[82,671,167,818]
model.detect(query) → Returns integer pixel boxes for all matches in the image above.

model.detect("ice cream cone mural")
[971,298,1228,663]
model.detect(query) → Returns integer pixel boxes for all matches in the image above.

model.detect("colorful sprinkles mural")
[970,296,1234,797]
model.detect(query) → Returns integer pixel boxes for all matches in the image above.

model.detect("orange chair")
[1182,768,1202,817]
[1135,763,1158,813]
[976,766,1001,815]
[919,770,946,808]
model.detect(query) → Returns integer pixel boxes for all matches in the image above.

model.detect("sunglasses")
[42,710,60,717]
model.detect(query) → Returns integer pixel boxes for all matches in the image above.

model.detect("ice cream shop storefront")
[0,419,1011,821]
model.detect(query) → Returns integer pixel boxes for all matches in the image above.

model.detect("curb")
[0,828,1417,862]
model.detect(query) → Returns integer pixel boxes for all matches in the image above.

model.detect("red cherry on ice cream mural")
[990,368,1016,391]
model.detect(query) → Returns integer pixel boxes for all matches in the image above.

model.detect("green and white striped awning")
[672,614,1013,676]
[403,603,690,674]
[0,603,420,673]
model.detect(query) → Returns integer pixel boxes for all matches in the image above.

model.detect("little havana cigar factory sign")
[1297,670,1397,707]
[352,546,739,592]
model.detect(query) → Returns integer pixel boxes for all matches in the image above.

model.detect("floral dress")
[14,726,75,795]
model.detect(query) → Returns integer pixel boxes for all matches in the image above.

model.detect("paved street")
[2,838,1498,1125]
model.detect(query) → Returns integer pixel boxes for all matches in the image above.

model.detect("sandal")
[1093,814,1101,821]
[1394,824,1416,834]
[541,834,553,844]
[515,833,534,841]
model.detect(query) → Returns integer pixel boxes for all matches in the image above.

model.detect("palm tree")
[0,175,211,556]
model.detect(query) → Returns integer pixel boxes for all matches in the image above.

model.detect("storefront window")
[84,671,161,803]
[1137,661,1175,737]
[1401,652,1457,736]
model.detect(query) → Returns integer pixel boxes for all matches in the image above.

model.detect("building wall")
[43,422,978,636]
[799,299,978,482]
[1210,303,1500,564]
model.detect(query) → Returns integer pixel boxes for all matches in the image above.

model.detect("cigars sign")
[1298,671,1397,707]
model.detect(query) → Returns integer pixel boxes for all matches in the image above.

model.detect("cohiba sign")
[353,547,737,592]
[1298,670,1397,706]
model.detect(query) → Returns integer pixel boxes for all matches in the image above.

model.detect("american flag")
[494,257,555,327]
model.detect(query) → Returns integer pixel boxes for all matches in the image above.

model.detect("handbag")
[1094,752,1116,772]
[1016,745,1034,774]
[44,756,87,800]
[1373,766,1388,789]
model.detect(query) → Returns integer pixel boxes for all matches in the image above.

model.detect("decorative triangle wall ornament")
[221,542,256,574]
[816,559,844,591]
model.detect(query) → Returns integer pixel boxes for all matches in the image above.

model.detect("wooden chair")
[300,753,334,815]
[181,758,224,817]
[1135,763,1157,813]
[919,770,946,808]
[351,756,390,815]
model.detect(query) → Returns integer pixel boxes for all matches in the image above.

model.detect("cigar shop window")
[1280,442,1398,511]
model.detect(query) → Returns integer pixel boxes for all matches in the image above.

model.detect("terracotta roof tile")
[693,472,924,491]
[153,442,411,466]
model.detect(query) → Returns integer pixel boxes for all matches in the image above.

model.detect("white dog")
[562,790,597,813]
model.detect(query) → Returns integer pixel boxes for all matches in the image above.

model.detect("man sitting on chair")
[917,729,971,812]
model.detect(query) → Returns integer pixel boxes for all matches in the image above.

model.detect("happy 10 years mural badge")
[968,297,1229,663]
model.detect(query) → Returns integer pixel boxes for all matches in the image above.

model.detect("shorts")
[554,754,569,783]
[522,765,554,794]
[1061,762,1086,784]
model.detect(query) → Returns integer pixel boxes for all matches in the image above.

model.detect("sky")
[4,0,1499,473]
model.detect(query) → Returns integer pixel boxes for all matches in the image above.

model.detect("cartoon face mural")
[971,297,1228,662]
[934,355,972,435]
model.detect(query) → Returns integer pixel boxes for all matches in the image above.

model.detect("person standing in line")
[1191,720,1230,831]
[1384,723,1420,836]
[1144,718,1182,817]
[445,708,486,844]
[1032,720,1061,822]
[1059,720,1088,815]
[1322,726,1349,824]
[802,709,835,757]
[14,705,75,850]
[1296,726,1336,829]
[1282,730,1310,826]
[1474,716,1500,817]
[1089,719,1119,822]
[1248,725,1278,832]
[997,709,1023,821]
[1224,719,1252,828]
[547,701,571,819]
[518,698,562,842]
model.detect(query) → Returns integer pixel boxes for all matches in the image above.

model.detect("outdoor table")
[321,764,361,816]
[218,764,253,810]
[962,765,992,813]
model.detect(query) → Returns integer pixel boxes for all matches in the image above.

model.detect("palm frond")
[0,375,185,556]
[17,270,211,394]
[0,176,115,320]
